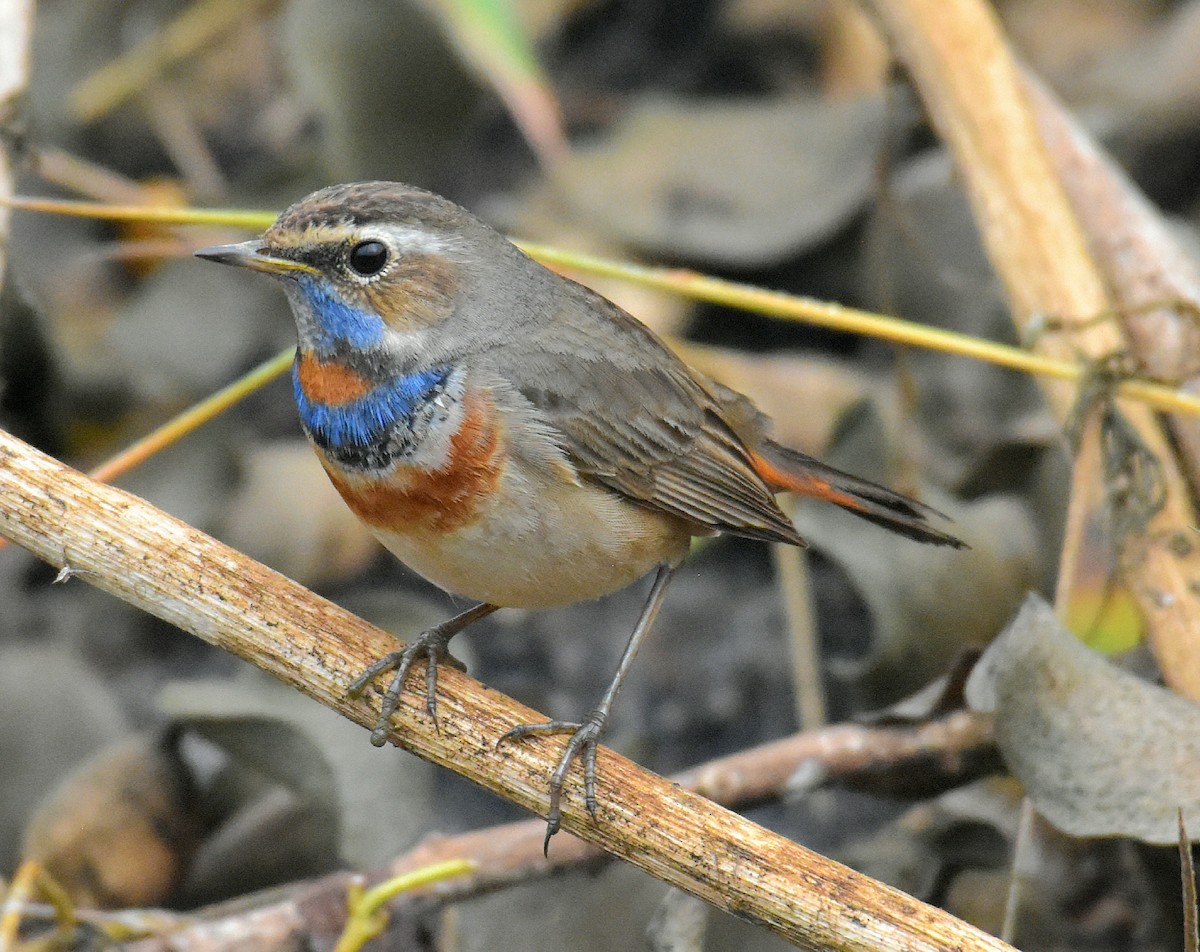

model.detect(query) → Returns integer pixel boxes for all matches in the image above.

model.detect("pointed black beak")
[194,240,316,276]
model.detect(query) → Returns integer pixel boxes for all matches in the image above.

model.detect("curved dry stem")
[862,0,1200,700]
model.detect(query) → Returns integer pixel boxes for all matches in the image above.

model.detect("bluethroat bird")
[196,182,964,845]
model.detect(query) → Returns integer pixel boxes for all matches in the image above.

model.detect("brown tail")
[749,440,966,548]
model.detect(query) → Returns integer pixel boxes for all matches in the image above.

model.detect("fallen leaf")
[965,593,1200,844]
[160,672,441,872]
[22,730,203,909]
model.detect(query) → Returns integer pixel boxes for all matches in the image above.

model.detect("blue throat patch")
[293,362,452,451]
[296,276,387,351]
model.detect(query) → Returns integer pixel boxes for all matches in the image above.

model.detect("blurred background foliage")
[3,0,1200,949]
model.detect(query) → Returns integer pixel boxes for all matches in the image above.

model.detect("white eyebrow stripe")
[372,225,462,256]
[272,223,463,257]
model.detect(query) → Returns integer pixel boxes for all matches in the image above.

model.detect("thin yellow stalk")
[0,348,294,553]
[334,860,475,952]
[3,195,276,229]
[89,347,294,483]
[519,241,1200,419]
[0,860,41,952]
[7,195,1200,418]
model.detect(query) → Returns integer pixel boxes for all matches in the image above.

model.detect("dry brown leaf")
[21,732,203,909]
[160,674,440,871]
[966,594,1200,845]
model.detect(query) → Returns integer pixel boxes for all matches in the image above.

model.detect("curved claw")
[348,630,460,744]
[498,714,607,854]
[345,604,497,744]
[496,718,583,748]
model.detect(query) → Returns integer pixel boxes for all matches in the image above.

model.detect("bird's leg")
[348,602,499,744]
[499,563,676,851]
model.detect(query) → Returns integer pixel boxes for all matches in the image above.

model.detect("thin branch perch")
[111,710,994,952]
[0,428,1010,950]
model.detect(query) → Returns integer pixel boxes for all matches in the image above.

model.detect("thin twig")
[0,348,294,554]
[1001,402,1104,939]
[1181,810,1198,952]
[0,0,34,284]
[69,0,278,123]
[773,541,825,729]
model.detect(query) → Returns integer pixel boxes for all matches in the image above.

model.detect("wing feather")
[510,284,801,546]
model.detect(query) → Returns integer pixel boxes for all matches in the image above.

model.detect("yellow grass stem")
[7,195,1200,427]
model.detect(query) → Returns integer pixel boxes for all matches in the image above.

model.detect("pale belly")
[368,469,693,609]
[311,378,695,608]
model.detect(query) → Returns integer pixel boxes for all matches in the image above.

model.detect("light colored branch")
[0,427,1010,950]
[116,711,994,952]
[861,0,1200,699]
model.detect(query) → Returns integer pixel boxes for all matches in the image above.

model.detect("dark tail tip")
[841,498,968,548]
[757,440,967,549]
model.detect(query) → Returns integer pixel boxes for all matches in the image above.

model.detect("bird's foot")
[347,623,467,744]
[498,711,608,853]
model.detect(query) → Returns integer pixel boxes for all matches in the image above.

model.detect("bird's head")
[196,182,483,358]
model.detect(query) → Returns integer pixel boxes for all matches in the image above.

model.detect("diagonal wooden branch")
[861,0,1200,699]
[0,426,1011,951]
[112,710,994,952]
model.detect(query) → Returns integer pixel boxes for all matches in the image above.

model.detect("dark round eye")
[348,240,388,277]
